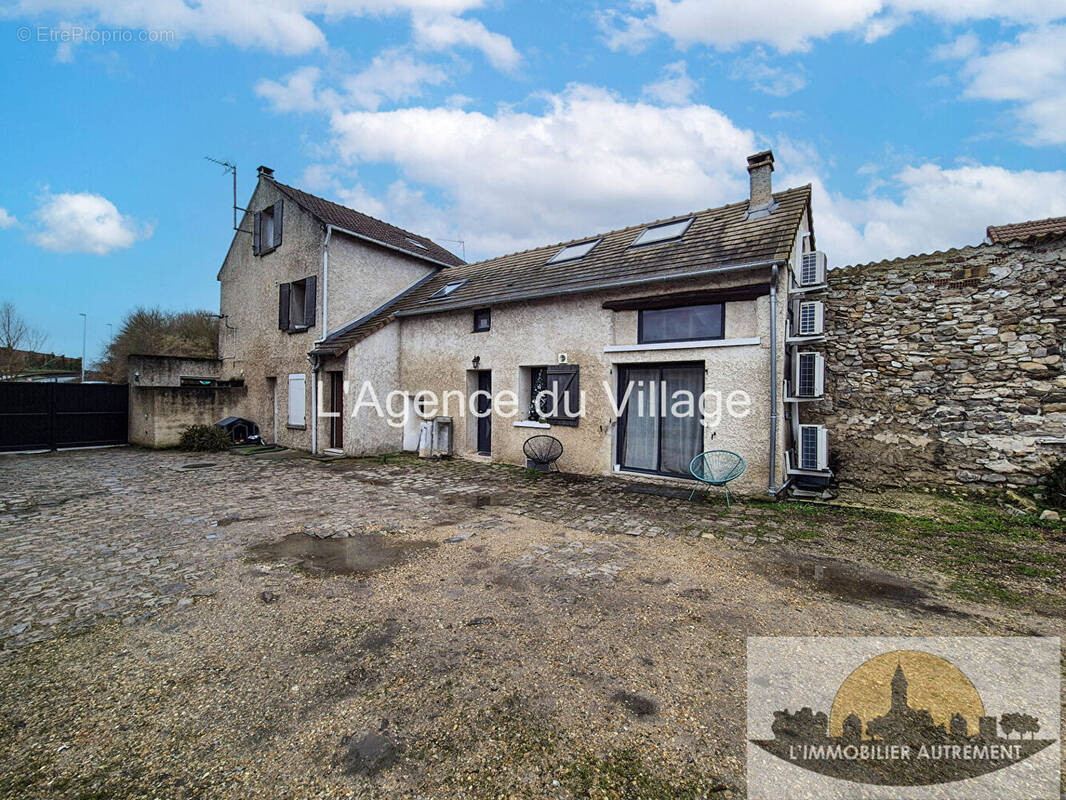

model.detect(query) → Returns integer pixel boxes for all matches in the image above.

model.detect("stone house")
[214,166,465,452]
[294,150,829,497]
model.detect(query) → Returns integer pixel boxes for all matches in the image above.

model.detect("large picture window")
[638,303,724,344]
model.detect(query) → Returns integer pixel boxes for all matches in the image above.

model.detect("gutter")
[308,353,321,455]
[394,257,781,318]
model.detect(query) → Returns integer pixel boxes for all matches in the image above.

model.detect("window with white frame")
[287,373,306,427]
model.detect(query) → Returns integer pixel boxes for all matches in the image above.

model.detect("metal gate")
[0,382,128,452]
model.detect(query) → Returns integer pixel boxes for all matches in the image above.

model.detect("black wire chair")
[523,435,564,471]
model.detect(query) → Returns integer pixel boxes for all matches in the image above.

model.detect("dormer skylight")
[631,217,694,248]
[426,280,467,301]
[547,238,601,265]
[406,237,428,250]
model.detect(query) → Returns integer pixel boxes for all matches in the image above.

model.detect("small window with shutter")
[545,364,581,426]
[253,200,283,256]
[278,275,317,333]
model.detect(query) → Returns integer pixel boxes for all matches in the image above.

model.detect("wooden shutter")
[303,275,317,329]
[279,282,291,331]
[273,199,283,249]
[546,365,580,426]
[253,211,262,255]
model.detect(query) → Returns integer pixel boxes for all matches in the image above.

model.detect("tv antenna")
[437,238,466,260]
[204,156,246,231]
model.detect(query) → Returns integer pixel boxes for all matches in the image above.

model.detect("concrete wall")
[127,355,237,447]
[807,234,1066,490]
[392,269,787,495]
[216,175,439,449]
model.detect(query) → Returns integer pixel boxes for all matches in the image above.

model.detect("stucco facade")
[215,171,437,451]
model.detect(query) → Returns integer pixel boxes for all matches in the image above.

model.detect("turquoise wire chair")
[688,450,746,509]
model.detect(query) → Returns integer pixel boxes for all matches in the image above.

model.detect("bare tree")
[96,307,218,383]
[0,302,46,380]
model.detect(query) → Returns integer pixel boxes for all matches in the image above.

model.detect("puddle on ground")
[246,532,437,578]
[764,554,952,611]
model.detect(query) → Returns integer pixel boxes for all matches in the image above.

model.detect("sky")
[2,1,1066,362]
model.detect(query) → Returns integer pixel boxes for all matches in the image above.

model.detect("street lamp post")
[79,313,87,382]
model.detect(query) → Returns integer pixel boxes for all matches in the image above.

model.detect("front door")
[329,371,343,449]
[476,370,492,455]
[617,363,704,477]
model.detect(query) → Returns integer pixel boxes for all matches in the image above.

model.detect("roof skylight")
[426,280,467,301]
[406,237,428,250]
[547,238,601,265]
[631,217,694,248]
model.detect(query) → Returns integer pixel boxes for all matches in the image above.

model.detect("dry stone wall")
[809,235,1066,490]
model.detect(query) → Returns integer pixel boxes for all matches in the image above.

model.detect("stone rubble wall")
[808,234,1066,490]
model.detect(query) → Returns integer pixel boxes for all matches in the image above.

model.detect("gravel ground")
[0,448,1062,799]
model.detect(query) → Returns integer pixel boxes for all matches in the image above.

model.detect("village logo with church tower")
[750,649,1056,786]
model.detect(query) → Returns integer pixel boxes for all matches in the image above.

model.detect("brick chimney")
[746,150,776,218]
[257,165,275,179]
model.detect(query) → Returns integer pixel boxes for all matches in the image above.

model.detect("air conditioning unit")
[792,352,825,398]
[797,424,829,471]
[431,416,453,457]
[799,251,827,287]
[796,300,825,336]
[557,353,569,364]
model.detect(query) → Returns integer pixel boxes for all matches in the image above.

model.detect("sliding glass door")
[617,363,704,477]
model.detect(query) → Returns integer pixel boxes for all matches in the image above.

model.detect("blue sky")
[2,0,1065,361]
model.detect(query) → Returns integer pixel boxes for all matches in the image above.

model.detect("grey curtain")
[659,367,703,476]
[621,369,660,471]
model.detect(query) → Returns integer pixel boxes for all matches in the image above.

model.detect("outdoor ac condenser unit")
[799,251,827,286]
[431,416,453,457]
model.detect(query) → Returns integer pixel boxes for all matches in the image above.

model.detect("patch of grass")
[1016,564,1057,579]
[949,577,1026,606]
[560,747,730,800]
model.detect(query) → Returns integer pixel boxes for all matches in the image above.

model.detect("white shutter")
[288,373,306,426]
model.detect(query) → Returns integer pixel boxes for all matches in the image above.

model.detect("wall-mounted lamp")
[472,355,481,369]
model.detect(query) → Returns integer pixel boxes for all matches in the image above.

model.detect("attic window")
[426,280,467,301]
[547,238,601,264]
[631,217,693,248]
[406,237,428,250]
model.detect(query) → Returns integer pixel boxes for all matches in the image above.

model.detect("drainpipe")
[768,263,780,496]
[318,225,332,342]
[309,353,321,455]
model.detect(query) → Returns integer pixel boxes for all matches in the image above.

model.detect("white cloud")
[957,25,1066,145]
[412,13,520,71]
[257,51,450,113]
[327,84,758,256]
[255,66,323,112]
[790,162,1066,266]
[600,1,1066,53]
[29,191,151,255]
[0,208,17,229]
[730,48,806,96]
[642,61,698,105]
[932,31,980,61]
[5,0,500,55]
[344,49,450,110]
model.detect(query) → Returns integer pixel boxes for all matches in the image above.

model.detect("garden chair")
[688,450,746,509]
[523,435,563,471]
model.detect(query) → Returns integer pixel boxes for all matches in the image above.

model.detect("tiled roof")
[986,215,1066,244]
[390,185,811,316]
[313,185,810,356]
[271,180,465,267]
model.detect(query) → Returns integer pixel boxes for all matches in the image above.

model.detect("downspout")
[318,225,332,343]
[768,263,780,496]
[309,353,321,455]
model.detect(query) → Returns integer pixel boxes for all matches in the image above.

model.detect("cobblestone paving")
[0,448,785,658]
